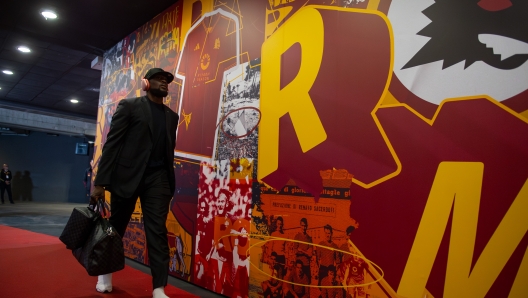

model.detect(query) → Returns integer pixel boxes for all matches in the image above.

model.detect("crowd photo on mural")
[92,0,528,297]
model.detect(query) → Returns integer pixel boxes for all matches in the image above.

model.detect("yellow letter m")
[398,162,528,298]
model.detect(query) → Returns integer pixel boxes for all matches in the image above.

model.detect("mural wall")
[95,0,528,297]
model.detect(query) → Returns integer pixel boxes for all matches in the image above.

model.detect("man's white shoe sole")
[96,283,113,293]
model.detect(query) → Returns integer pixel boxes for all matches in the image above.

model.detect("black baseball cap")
[144,68,174,83]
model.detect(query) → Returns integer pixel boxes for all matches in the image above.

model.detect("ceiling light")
[41,10,58,20]
[17,46,31,53]
[2,70,13,75]
[70,99,79,103]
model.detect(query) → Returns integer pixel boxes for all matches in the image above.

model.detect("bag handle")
[95,198,108,218]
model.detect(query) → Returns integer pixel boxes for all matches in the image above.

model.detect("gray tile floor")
[0,201,225,298]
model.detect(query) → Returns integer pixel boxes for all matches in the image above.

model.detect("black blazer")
[0,170,12,184]
[94,96,179,198]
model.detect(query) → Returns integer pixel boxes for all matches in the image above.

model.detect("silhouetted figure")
[0,164,14,204]
[20,171,33,201]
[83,165,93,199]
[11,171,22,201]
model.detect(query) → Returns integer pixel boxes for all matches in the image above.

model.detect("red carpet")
[0,225,198,297]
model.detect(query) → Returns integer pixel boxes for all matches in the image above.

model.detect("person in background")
[210,189,234,295]
[91,68,179,298]
[320,265,338,298]
[271,216,287,277]
[0,164,14,204]
[339,226,369,298]
[11,171,22,201]
[294,218,313,282]
[20,170,33,201]
[317,224,338,284]
[284,260,309,298]
[83,162,93,199]
[261,252,283,298]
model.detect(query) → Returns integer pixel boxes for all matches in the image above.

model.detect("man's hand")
[90,185,105,205]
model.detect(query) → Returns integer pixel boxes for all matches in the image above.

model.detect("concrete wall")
[0,131,91,203]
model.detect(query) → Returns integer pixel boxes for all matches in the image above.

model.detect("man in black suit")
[91,68,179,298]
[0,164,14,204]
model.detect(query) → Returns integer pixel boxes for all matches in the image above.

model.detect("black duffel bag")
[59,204,97,250]
[72,199,125,276]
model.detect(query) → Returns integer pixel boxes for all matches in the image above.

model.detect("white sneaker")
[95,273,113,293]
[153,286,169,298]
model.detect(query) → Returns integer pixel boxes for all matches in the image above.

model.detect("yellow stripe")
[367,0,381,11]
[520,109,528,120]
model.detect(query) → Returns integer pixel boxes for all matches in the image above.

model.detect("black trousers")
[0,183,12,203]
[109,167,172,289]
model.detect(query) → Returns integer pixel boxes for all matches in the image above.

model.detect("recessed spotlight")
[2,70,13,75]
[70,99,79,103]
[17,46,31,53]
[41,10,58,20]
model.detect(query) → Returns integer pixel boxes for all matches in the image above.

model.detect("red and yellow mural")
[95,0,528,297]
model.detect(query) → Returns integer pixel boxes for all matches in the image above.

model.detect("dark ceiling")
[0,0,177,120]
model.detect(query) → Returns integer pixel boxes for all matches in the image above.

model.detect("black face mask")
[150,87,168,98]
